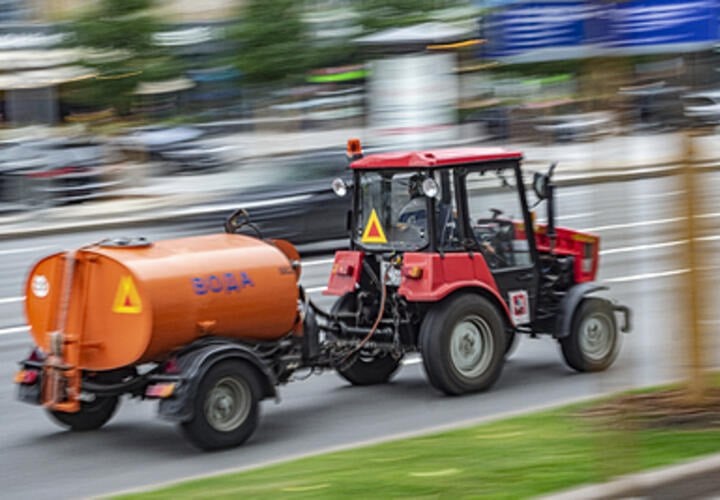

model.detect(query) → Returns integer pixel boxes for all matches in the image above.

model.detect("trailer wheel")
[332,293,402,386]
[48,396,119,431]
[420,294,505,396]
[560,298,618,372]
[181,361,260,451]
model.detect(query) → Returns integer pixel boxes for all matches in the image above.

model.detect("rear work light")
[403,266,424,279]
[145,383,176,399]
[14,369,39,385]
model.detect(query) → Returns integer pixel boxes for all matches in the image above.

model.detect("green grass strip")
[117,399,720,499]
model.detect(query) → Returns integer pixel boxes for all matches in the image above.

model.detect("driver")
[398,174,427,231]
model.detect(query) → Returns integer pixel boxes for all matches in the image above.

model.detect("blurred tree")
[234,0,312,84]
[358,0,468,32]
[64,0,182,115]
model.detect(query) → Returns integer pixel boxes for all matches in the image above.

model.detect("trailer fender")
[554,282,608,339]
[158,342,277,423]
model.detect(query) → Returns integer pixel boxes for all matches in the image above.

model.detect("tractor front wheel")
[420,294,505,396]
[560,298,619,372]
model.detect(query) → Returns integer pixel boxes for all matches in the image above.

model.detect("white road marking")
[302,258,335,267]
[559,189,593,198]
[697,211,720,220]
[582,212,719,233]
[0,296,24,305]
[538,212,597,224]
[600,240,687,255]
[0,245,54,256]
[557,211,597,221]
[305,286,328,294]
[604,268,689,283]
[0,325,29,336]
[697,235,720,242]
[581,217,684,233]
[637,189,685,199]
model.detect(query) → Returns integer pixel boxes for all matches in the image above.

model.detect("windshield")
[355,170,430,251]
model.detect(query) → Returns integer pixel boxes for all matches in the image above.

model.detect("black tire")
[180,361,261,451]
[420,294,506,396]
[332,293,403,386]
[337,351,402,386]
[560,298,619,372]
[48,396,119,431]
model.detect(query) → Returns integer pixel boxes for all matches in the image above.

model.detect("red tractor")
[315,140,632,395]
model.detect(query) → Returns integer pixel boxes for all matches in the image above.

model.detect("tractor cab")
[329,142,539,313]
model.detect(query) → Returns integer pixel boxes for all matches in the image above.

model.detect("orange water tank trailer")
[24,234,301,372]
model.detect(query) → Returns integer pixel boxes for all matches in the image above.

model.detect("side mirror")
[532,172,549,200]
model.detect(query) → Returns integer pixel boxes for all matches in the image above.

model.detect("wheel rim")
[579,313,614,362]
[204,376,251,432]
[449,315,494,378]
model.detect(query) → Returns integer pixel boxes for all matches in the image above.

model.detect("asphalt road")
[0,173,719,499]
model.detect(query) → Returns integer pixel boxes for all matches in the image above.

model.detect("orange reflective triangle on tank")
[361,209,387,244]
[112,276,142,314]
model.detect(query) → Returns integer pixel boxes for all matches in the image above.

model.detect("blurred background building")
[1,0,719,135]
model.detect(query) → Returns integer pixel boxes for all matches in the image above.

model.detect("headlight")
[422,178,439,198]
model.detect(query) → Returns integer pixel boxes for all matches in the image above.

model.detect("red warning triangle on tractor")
[361,209,387,244]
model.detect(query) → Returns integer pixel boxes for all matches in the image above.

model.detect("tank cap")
[97,237,152,248]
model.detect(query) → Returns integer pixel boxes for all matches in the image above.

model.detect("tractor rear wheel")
[420,294,505,396]
[181,361,260,451]
[505,331,518,358]
[332,293,402,386]
[560,298,619,372]
[48,396,119,431]
[337,350,402,386]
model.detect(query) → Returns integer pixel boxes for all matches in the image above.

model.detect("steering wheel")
[224,208,263,238]
[474,215,515,268]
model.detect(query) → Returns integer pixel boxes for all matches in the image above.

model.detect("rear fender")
[324,251,364,296]
[417,285,515,333]
[158,342,276,423]
[554,282,608,339]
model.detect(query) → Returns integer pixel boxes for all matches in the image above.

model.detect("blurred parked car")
[185,150,352,244]
[682,90,720,126]
[533,111,614,143]
[0,138,120,208]
[116,126,228,173]
[618,82,686,130]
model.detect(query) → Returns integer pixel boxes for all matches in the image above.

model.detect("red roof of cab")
[350,147,523,169]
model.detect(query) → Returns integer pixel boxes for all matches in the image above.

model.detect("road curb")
[536,452,720,500]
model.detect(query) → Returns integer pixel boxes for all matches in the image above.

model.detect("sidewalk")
[0,126,718,239]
